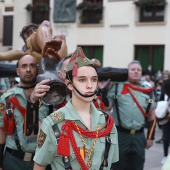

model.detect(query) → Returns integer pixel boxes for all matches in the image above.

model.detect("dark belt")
[116,126,144,134]
[5,147,34,161]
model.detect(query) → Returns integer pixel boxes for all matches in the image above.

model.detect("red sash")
[121,83,154,117]
[1,96,26,135]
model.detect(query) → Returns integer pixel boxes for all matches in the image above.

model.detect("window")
[140,5,165,22]
[134,45,164,73]
[77,0,103,24]
[80,45,103,65]
[31,0,49,24]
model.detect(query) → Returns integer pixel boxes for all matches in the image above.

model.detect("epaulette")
[50,111,65,124]
[3,90,15,101]
[3,91,12,98]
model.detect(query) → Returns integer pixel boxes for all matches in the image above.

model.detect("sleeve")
[149,91,156,111]
[39,104,49,122]
[33,119,56,166]
[0,94,7,128]
[106,124,119,169]
[0,78,8,90]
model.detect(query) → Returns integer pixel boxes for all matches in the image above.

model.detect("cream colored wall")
[12,0,170,69]
[50,0,82,55]
[0,0,14,45]
[13,0,31,50]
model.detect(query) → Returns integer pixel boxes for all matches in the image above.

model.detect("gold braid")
[74,121,100,168]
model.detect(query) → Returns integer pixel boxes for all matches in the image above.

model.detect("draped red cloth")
[121,83,154,118]
[1,97,26,135]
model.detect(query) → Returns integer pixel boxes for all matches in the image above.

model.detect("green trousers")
[112,131,146,170]
[2,151,34,170]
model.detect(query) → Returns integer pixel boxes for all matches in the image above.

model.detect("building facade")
[0,0,170,74]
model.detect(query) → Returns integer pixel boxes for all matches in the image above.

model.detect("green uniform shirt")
[107,82,156,130]
[0,78,10,95]
[34,100,119,169]
[0,86,37,152]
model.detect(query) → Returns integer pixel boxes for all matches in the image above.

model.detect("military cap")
[67,47,93,76]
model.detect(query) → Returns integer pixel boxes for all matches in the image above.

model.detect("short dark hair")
[16,60,19,68]
[58,53,72,72]
[66,64,97,82]
[20,23,38,40]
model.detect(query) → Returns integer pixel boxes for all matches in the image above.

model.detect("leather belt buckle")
[23,152,33,161]
[130,129,136,135]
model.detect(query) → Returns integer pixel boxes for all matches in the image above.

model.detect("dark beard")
[20,77,36,85]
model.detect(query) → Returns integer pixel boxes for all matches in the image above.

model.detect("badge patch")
[51,112,63,122]
[0,103,5,115]
[37,129,46,148]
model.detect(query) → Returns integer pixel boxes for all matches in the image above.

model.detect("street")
[144,126,165,170]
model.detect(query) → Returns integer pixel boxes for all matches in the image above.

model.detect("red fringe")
[57,133,70,156]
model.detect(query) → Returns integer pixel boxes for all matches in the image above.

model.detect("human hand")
[145,139,153,149]
[98,79,111,89]
[29,79,50,103]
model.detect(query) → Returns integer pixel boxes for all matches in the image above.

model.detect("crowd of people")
[140,66,170,166]
[0,20,169,170]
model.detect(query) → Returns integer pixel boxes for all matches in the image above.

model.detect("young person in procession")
[33,47,119,170]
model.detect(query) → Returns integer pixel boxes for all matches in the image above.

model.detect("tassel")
[57,133,70,156]
[72,62,78,76]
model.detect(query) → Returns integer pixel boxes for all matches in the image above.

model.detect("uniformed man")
[33,47,119,170]
[27,53,72,122]
[107,60,156,170]
[0,55,39,170]
[0,78,10,96]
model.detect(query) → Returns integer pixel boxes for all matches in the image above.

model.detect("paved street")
[144,126,165,170]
